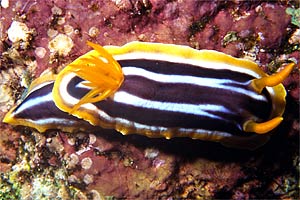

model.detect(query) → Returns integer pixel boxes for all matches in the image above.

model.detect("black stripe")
[95,99,245,135]
[14,83,54,113]
[118,59,255,82]
[14,83,78,121]
[121,75,270,108]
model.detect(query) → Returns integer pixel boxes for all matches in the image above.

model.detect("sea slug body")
[3,42,295,149]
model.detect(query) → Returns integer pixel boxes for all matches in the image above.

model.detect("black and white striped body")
[5,80,93,132]
[3,42,292,149]
[61,57,272,139]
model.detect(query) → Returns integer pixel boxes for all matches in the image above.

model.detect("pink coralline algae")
[0,0,299,199]
[194,3,292,57]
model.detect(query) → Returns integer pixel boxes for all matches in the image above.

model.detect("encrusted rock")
[48,34,74,57]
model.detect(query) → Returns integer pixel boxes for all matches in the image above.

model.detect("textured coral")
[0,0,299,199]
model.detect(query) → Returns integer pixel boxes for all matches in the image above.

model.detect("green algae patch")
[286,7,300,27]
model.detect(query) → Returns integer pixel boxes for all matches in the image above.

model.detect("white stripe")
[113,91,230,120]
[177,127,232,138]
[14,92,53,115]
[59,72,98,111]
[122,66,267,102]
[27,118,78,126]
[28,81,54,94]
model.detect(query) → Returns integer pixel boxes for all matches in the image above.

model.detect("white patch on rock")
[1,0,9,8]
[48,34,74,56]
[83,174,94,185]
[7,21,30,43]
[35,47,47,58]
[80,157,93,170]
[289,29,300,44]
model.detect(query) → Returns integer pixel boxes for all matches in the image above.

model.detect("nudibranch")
[3,41,295,149]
